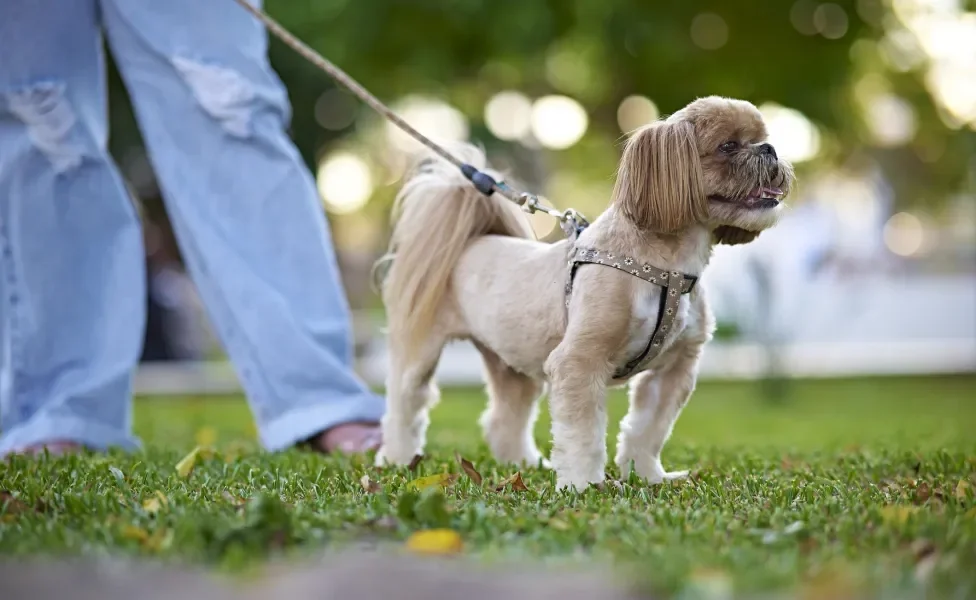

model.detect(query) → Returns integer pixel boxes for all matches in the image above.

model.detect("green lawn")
[2,375,975,598]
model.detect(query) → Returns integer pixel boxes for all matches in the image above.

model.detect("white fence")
[134,338,975,396]
[135,269,976,395]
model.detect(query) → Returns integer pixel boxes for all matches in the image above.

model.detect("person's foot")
[309,422,382,454]
[5,440,85,458]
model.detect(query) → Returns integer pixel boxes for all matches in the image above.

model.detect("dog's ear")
[713,226,761,245]
[612,120,708,233]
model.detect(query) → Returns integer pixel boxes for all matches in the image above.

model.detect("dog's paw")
[554,468,604,491]
[655,469,689,483]
[373,446,416,468]
[617,455,689,485]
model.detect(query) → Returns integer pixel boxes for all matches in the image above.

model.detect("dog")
[374,96,794,490]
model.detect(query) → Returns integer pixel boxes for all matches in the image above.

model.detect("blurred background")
[121,0,975,401]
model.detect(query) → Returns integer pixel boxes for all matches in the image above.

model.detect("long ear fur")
[713,225,761,245]
[612,120,708,233]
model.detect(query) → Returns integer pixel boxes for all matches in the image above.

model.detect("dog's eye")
[719,141,739,153]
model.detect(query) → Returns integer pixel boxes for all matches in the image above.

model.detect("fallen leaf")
[914,481,932,504]
[144,528,174,552]
[175,446,206,478]
[360,474,382,494]
[407,454,424,472]
[406,473,458,491]
[195,426,217,447]
[455,453,483,486]
[880,505,918,525]
[405,529,463,555]
[0,490,36,517]
[121,524,149,542]
[221,490,247,511]
[494,472,530,492]
[955,480,972,500]
[142,497,162,515]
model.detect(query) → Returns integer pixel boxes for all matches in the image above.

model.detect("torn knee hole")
[172,57,283,138]
[3,82,88,174]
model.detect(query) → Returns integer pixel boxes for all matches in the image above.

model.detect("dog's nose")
[759,143,777,159]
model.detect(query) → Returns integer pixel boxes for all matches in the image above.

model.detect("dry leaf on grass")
[142,491,169,515]
[0,491,31,515]
[360,474,382,494]
[880,505,918,525]
[121,524,173,552]
[494,472,529,492]
[220,490,247,511]
[174,445,214,478]
[455,453,483,485]
[914,481,932,504]
[121,524,149,542]
[955,480,972,500]
[405,528,463,555]
[406,473,459,491]
[407,454,424,471]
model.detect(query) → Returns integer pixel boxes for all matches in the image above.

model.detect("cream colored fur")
[375,96,795,490]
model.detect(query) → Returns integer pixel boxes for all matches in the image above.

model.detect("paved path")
[0,551,645,600]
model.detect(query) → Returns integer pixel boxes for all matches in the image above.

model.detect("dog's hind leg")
[475,343,547,468]
[375,333,447,467]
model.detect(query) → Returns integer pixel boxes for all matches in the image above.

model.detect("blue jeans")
[0,0,385,453]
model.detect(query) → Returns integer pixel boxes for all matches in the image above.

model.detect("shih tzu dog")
[374,96,794,490]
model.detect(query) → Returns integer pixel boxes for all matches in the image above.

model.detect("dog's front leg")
[545,343,616,491]
[614,343,703,483]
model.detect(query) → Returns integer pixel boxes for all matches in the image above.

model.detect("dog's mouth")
[709,187,784,210]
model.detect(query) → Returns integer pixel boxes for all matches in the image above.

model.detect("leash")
[232,0,589,238]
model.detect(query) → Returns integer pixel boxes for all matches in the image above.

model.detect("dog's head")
[611,96,794,245]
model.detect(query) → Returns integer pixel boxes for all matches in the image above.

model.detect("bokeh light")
[790,0,819,35]
[865,94,917,147]
[484,91,533,141]
[386,95,469,153]
[530,95,589,150]
[883,211,925,256]
[758,103,821,162]
[690,13,729,49]
[814,3,849,39]
[316,152,374,214]
[314,88,358,131]
[617,95,660,133]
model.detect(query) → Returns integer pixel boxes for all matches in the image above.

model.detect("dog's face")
[612,96,794,245]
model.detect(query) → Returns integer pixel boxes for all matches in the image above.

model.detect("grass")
[2,374,975,598]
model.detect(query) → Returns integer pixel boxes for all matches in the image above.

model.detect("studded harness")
[565,247,699,380]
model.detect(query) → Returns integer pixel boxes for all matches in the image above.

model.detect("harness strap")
[565,247,698,379]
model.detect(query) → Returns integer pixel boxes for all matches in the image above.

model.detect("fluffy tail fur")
[377,144,535,354]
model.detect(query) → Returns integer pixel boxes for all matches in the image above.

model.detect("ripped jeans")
[0,0,385,453]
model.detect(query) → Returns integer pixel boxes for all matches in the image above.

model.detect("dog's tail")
[376,144,535,353]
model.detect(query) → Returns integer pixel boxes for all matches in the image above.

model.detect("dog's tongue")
[748,187,783,198]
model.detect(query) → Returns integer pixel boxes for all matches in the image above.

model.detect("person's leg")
[0,2,144,455]
[99,0,384,451]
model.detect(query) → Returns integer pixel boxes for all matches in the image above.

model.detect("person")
[0,0,385,456]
